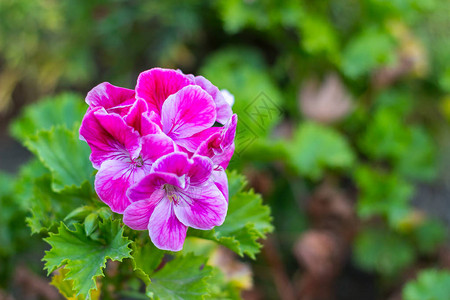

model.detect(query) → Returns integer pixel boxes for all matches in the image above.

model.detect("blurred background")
[1,0,450,299]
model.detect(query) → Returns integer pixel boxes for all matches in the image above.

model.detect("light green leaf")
[43,219,132,298]
[84,213,98,236]
[200,47,283,146]
[288,122,355,179]
[189,171,273,258]
[298,14,340,62]
[11,93,87,142]
[24,125,94,192]
[146,253,213,300]
[342,27,396,78]
[403,269,450,300]
[354,228,415,277]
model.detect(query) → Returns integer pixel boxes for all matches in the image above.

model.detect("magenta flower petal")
[124,98,149,135]
[136,68,192,115]
[196,114,237,169]
[79,108,141,169]
[151,152,193,177]
[148,198,188,251]
[188,155,213,185]
[174,180,227,230]
[95,159,151,213]
[161,85,216,139]
[212,167,229,202]
[127,172,186,202]
[123,199,159,230]
[175,126,222,153]
[140,134,175,164]
[86,82,135,115]
[141,111,163,135]
[193,76,233,124]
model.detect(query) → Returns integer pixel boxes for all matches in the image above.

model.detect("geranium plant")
[11,68,273,299]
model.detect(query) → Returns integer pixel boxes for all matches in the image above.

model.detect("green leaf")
[50,267,101,300]
[26,175,91,234]
[206,267,241,300]
[10,93,87,142]
[298,14,340,62]
[396,126,437,181]
[200,47,283,148]
[65,206,96,222]
[189,171,273,258]
[355,166,414,228]
[360,108,410,159]
[287,122,355,179]
[43,219,132,298]
[13,159,50,210]
[342,27,396,78]
[24,125,94,192]
[403,269,450,300]
[354,228,415,277]
[131,240,165,285]
[439,67,450,92]
[84,213,98,236]
[0,172,29,256]
[146,253,213,300]
[413,219,446,255]
[359,91,437,181]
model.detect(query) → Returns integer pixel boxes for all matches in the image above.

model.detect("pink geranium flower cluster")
[80,68,237,251]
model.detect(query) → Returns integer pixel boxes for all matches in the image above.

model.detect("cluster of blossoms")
[79,68,237,251]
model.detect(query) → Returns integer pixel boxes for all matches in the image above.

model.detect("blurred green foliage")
[1,0,450,298]
[403,269,450,300]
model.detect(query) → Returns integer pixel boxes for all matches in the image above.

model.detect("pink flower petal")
[174,180,228,230]
[86,82,135,115]
[79,108,141,169]
[188,155,213,185]
[94,159,151,213]
[135,68,192,115]
[151,152,193,177]
[141,111,163,135]
[212,167,229,202]
[140,134,175,164]
[124,98,149,135]
[123,199,160,230]
[193,76,233,124]
[196,114,237,169]
[221,89,235,107]
[149,198,187,251]
[221,114,238,148]
[175,126,222,153]
[161,85,216,139]
[127,172,186,202]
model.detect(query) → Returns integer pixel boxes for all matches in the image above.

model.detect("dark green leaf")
[131,240,165,285]
[43,219,132,298]
[189,171,273,258]
[354,228,415,277]
[146,253,213,300]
